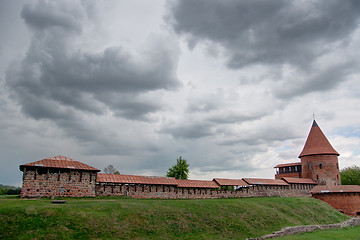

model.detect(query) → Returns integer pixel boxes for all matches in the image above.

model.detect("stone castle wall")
[20,168,97,198]
[275,172,301,179]
[301,154,340,185]
[20,167,315,199]
[312,192,360,216]
[95,182,315,199]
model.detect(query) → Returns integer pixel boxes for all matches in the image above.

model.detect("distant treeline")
[0,184,21,195]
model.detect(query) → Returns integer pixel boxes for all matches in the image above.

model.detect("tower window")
[317,175,319,180]
[319,164,322,169]
[309,164,311,171]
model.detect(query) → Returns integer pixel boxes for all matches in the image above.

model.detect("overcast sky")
[1,0,360,187]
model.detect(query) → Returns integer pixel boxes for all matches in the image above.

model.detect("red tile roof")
[242,178,289,186]
[310,185,360,194]
[274,162,301,168]
[282,177,317,185]
[19,156,100,172]
[299,120,339,158]
[97,173,178,185]
[175,179,220,189]
[213,178,249,186]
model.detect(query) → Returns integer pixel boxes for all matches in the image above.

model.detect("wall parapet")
[95,182,315,199]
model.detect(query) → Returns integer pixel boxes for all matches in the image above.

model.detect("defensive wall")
[94,173,316,199]
[19,157,317,199]
[95,181,315,199]
[20,167,97,198]
[311,185,360,216]
[19,156,100,198]
[18,121,360,216]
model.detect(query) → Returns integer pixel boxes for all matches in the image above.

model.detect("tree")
[340,165,360,185]
[104,165,120,174]
[166,156,189,179]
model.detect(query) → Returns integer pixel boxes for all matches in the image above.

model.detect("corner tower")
[299,120,340,185]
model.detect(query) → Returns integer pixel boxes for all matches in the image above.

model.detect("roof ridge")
[46,155,75,161]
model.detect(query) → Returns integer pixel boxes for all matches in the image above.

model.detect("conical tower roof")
[299,120,339,158]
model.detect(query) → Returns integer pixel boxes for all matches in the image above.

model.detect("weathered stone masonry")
[19,156,100,198]
[19,156,316,199]
[20,167,98,198]
[95,182,315,199]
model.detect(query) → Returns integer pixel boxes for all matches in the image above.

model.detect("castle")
[274,120,341,185]
[19,120,360,216]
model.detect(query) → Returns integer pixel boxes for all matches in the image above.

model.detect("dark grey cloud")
[168,0,360,98]
[6,1,180,124]
[169,0,360,68]
[161,121,214,139]
[21,1,82,32]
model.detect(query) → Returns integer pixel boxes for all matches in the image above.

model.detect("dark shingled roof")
[213,178,249,186]
[310,185,360,194]
[19,156,100,172]
[97,173,178,185]
[299,120,339,158]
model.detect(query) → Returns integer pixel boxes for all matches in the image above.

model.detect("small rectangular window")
[309,164,311,170]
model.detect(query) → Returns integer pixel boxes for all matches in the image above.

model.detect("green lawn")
[0,196,349,239]
[275,226,360,240]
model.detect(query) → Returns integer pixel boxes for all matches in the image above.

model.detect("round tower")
[299,120,340,185]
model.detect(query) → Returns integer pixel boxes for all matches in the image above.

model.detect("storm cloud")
[168,0,360,97]
[6,1,180,125]
[1,0,360,186]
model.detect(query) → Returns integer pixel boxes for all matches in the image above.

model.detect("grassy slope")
[0,196,348,240]
[276,226,360,240]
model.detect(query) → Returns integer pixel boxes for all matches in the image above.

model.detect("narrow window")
[79,172,82,182]
[309,164,311,171]
[317,175,319,180]
[319,164,323,169]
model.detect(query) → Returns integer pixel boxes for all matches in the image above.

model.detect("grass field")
[0,195,349,239]
[275,226,360,240]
